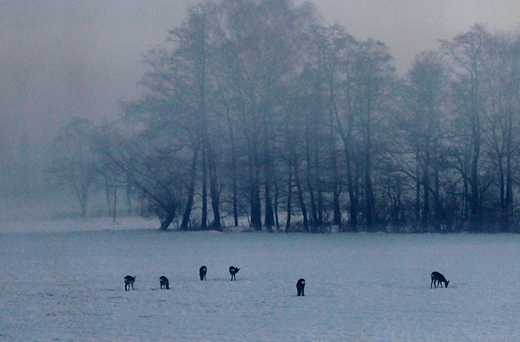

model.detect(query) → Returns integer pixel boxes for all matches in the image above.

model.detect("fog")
[1,0,519,220]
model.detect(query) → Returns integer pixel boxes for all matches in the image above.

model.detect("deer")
[199,266,207,281]
[229,266,240,281]
[124,275,136,291]
[159,276,169,289]
[296,278,306,296]
[430,271,450,288]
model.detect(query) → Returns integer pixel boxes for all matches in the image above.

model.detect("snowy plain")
[2,218,520,341]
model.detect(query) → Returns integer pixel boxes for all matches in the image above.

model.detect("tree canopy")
[53,1,520,233]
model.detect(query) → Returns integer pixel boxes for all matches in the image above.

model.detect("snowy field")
[2,222,520,341]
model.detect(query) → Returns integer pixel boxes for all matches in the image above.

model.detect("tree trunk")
[79,190,88,218]
[126,181,132,215]
[181,146,199,230]
[264,166,275,232]
[105,182,112,216]
[504,117,513,231]
[201,146,208,230]
[112,187,116,223]
[293,152,309,232]
[422,155,431,229]
[264,138,275,232]
[331,145,341,226]
[285,162,293,232]
[343,141,357,231]
[230,127,239,227]
[274,180,280,231]
[160,212,175,231]
[414,162,421,230]
[303,104,320,231]
[208,149,221,230]
[249,154,262,230]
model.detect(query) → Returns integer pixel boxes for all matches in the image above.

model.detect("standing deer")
[430,271,450,288]
[296,278,306,296]
[160,276,169,289]
[229,266,240,281]
[124,275,136,291]
[199,266,207,281]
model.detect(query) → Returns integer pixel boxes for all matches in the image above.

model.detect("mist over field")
[1,0,520,229]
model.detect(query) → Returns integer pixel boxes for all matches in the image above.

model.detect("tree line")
[51,0,520,233]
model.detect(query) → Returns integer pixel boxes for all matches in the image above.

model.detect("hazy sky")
[1,0,520,148]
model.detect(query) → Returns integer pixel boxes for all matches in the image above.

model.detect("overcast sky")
[1,0,520,148]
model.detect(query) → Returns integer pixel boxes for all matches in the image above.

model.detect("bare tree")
[168,2,223,230]
[94,123,188,230]
[480,32,520,231]
[50,118,98,217]
[395,51,447,231]
[217,0,317,230]
[440,24,492,231]
[304,26,343,231]
[346,39,396,230]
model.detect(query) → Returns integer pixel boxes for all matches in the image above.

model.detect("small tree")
[94,124,187,230]
[50,118,98,217]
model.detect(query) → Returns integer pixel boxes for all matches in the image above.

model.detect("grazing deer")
[160,276,169,289]
[124,275,136,291]
[430,271,450,288]
[296,278,306,296]
[229,266,240,281]
[199,266,207,281]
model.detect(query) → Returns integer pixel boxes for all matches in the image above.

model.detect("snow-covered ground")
[2,223,520,341]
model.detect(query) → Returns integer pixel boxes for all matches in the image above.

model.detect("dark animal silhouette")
[199,266,207,281]
[160,276,169,289]
[229,266,240,281]
[430,271,450,288]
[124,275,136,291]
[296,278,306,296]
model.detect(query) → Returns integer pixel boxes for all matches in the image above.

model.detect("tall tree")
[396,51,447,231]
[217,0,317,230]
[441,24,491,232]
[480,32,520,231]
[169,2,222,230]
[350,39,396,230]
[306,25,349,230]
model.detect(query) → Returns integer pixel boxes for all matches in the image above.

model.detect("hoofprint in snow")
[2,225,520,341]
